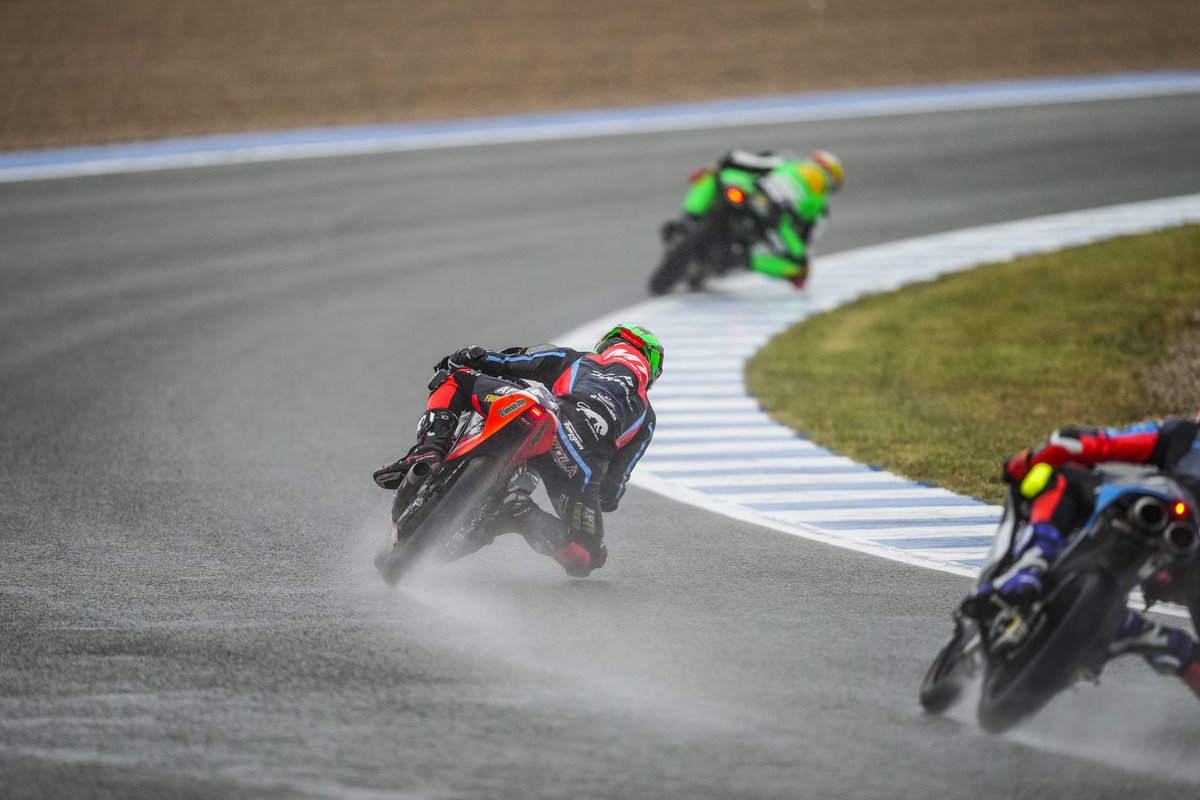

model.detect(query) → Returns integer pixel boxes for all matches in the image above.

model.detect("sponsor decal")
[596,348,650,385]
[576,402,610,438]
[580,503,597,535]
[549,442,579,478]
[483,386,516,404]
[592,372,634,388]
[587,371,637,409]
[497,397,528,418]
[562,420,584,449]
[589,392,618,416]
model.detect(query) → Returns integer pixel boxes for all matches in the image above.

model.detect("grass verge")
[745,224,1200,505]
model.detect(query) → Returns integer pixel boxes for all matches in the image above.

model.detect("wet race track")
[4,93,1200,798]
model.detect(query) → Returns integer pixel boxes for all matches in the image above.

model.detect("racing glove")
[1002,448,1033,485]
[435,345,489,372]
[598,479,623,513]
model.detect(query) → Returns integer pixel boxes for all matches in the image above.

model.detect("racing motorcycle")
[919,466,1200,733]
[374,375,559,585]
[647,167,770,295]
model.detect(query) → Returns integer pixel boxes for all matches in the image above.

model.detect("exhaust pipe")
[1129,496,1168,532]
[1164,522,1199,554]
[402,459,434,489]
[1126,496,1197,554]
[389,460,438,532]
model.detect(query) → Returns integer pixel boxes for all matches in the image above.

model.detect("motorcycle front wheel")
[919,619,978,714]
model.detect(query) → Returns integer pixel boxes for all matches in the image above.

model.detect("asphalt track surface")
[3,95,1200,799]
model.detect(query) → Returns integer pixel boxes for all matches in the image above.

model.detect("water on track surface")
[3,95,1200,797]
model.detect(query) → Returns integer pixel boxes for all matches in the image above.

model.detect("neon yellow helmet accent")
[795,163,829,195]
[809,150,844,193]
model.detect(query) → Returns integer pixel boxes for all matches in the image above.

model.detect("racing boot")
[551,541,607,578]
[372,409,458,490]
[511,504,606,577]
[1183,662,1200,699]
[788,266,810,290]
[970,522,1065,608]
[1108,609,1200,696]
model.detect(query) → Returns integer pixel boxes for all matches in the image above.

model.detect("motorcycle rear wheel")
[976,571,1123,733]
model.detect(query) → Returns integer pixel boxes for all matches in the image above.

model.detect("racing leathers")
[374,342,656,576]
[677,149,832,288]
[981,418,1200,696]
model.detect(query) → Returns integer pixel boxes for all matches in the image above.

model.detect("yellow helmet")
[808,150,844,193]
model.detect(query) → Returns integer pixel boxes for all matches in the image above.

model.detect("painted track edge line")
[635,472,979,580]
[555,193,1200,604]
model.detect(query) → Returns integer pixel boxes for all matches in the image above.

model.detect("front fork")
[949,608,985,672]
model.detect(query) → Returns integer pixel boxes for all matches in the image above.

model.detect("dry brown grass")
[2,0,1198,150]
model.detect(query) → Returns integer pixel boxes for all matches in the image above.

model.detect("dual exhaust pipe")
[1128,496,1198,554]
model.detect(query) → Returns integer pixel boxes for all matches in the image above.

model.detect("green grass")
[745,224,1200,504]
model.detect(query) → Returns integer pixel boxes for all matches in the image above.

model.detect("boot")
[1182,662,1200,699]
[373,409,458,490]
[507,504,604,577]
[551,542,604,577]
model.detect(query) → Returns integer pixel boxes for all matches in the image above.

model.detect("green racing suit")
[680,151,831,284]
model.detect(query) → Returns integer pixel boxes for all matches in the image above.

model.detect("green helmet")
[595,323,664,386]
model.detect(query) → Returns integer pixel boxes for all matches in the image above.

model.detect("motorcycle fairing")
[445,390,557,463]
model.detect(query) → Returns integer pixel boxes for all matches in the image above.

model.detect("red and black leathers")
[1006,419,1200,552]
[418,342,657,566]
[1005,419,1200,492]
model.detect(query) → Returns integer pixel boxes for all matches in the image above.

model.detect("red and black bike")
[374,379,559,585]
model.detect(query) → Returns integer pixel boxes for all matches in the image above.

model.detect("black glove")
[436,345,489,372]
[599,488,621,513]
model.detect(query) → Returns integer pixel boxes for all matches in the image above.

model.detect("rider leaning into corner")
[675,148,844,289]
[972,414,1200,696]
[373,324,663,577]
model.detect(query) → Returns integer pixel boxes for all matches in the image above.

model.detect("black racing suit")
[427,342,656,558]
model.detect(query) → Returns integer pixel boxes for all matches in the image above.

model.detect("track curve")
[3,93,1200,799]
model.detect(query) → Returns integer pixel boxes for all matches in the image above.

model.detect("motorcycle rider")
[669,148,844,289]
[372,324,663,577]
[974,416,1200,696]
